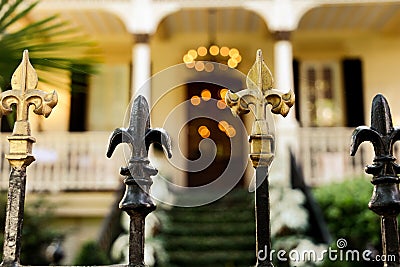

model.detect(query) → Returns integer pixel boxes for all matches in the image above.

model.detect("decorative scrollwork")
[0,50,58,124]
[225,49,295,168]
[225,49,294,121]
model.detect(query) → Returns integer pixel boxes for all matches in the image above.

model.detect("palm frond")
[0,0,100,91]
[0,0,39,32]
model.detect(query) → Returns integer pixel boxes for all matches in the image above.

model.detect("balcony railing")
[0,131,123,192]
[297,127,371,186]
[0,128,373,192]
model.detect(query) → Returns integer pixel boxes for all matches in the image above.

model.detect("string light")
[201,89,211,101]
[218,120,236,137]
[217,100,226,109]
[195,61,205,71]
[190,95,201,106]
[198,126,210,138]
[219,88,228,99]
[183,46,241,71]
[209,45,219,56]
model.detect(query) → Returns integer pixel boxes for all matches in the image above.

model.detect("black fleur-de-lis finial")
[351,94,400,177]
[107,95,171,266]
[351,94,400,266]
[107,96,172,186]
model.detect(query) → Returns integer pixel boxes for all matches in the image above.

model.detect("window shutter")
[342,59,365,127]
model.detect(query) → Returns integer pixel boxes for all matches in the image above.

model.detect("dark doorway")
[69,65,89,131]
[342,58,365,127]
[186,80,245,187]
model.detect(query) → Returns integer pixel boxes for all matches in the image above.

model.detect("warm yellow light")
[209,45,219,56]
[219,88,228,99]
[201,89,211,101]
[183,54,194,64]
[229,48,239,58]
[188,49,198,60]
[204,62,214,72]
[198,126,210,138]
[219,64,228,71]
[217,100,226,109]
[228,58,238,68]
[198,46,207,57]
[220,46,229,57]
[186,61,195,68]
[226,126,236,137]
[190,95,201,106]
[218,121,229,132]
[195,61,205,71]
[234,54,242,63]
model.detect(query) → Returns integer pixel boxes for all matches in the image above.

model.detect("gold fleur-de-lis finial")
[225,49,295,167]
[0,50,59,264]
[0,50,58,134]
[226,50,295,120]
[0,50,58,167]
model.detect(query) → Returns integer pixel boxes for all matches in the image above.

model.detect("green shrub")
[313,177,382,267]
[73,240,112,265]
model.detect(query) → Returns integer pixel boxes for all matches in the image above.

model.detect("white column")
[274,32,293,95]
[273,31,298,126]
[132,34,151,104]
[270,31,299,186]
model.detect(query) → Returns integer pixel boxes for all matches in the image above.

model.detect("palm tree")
[0,0,99,128]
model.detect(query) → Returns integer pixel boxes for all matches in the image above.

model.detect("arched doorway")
[186,76,245,187]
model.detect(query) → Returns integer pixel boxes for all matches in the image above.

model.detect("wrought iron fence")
[0,50,398,267]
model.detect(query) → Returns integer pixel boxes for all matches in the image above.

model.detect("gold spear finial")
[247,49,274,94]
[225,49,295,167]
[0,50,58,167]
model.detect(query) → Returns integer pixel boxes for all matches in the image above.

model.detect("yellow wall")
[293,30,400,126]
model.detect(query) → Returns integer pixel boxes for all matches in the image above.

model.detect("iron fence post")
[107,95,171,266]
[351,94,400,267]
[225,49,294,266]
[0,50,58,267]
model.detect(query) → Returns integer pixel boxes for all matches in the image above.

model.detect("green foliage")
[0,0,99,91]
[73,240,112,265]
[313,177,382,267]
[0,193,63,265]
[0,0,99,129]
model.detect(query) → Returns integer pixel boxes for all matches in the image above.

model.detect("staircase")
[154,189,256,267]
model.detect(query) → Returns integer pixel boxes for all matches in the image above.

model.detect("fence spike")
[225,50,294,267]
[107,95,171,266]
[0,50,58,267]
[351,94,400,266]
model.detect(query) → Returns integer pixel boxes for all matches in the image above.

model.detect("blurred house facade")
[2,0,400,263]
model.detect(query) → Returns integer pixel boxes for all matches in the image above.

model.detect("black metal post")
[107,95,171,266]
[255,167,273,267]
[351,94,400,267]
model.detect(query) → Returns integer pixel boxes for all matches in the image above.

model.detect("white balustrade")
[296,127,373,186]
[0,128,380,192]
[0,132,124,192]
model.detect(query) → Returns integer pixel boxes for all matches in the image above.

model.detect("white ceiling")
[298,3,400,33]
[32,2,400,38]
